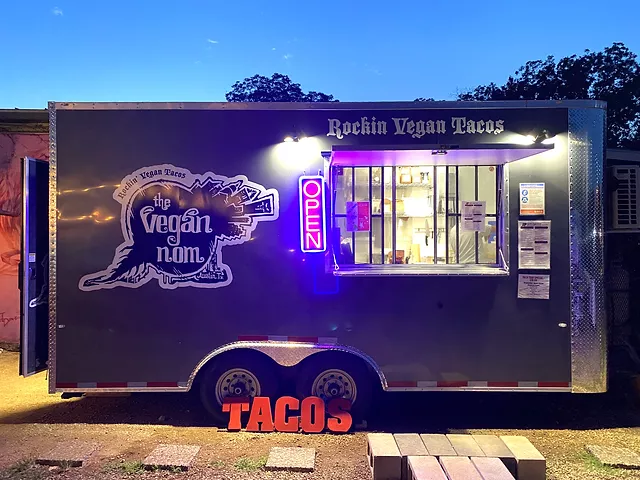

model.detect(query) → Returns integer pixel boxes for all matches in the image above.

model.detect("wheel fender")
[187,341,387,391]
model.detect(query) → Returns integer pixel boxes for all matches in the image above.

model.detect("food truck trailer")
[19,100,607,423]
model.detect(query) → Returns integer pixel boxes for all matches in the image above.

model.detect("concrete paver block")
[142,444,200,471]
[472,434,517,476]
[447,434,485,457]
[419,434,456,457]
[407,456,448,480]
[265,447,316,472]
[471,457,515,479]
[500,436,546,480]
[394,434,428,480]
[367,433,402,480]
[439,456,483,480]
[586,445,640,469]
[37,441,100,467]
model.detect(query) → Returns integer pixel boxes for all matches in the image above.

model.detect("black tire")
[295,352,374,424]
[199,351,279,426]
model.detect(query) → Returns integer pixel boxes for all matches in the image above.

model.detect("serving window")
[330,164,507,275]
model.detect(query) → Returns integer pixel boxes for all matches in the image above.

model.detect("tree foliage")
[457,42,640,149]
[226,73,337,103]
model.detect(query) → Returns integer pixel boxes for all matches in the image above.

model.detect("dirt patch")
[0,426,369,480]
[0,342,19,352]
[2,352,640,479]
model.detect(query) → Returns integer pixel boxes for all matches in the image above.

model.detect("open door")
[19,156,49,376]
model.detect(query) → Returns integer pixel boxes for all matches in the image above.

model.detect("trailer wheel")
[295,352,373,423]
[199,352,278,425]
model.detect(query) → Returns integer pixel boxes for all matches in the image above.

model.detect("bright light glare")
[274,136,321,170]
[542,136,556,145]
[284,136,294,143]
[511,134,537,145]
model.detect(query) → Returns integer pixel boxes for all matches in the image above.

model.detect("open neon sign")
[299,175,326,253]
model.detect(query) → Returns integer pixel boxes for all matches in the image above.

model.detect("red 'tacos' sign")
[223,396,352,433]
[299,176,326,253]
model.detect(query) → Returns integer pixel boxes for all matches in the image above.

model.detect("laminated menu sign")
[461,201,486,232]
[518,274,550,299]
[519,183,545,215]
[518,220,551,269]
[346,201,370,232]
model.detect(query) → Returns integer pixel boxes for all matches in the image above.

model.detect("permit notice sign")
[517,274,550,300]
[520,183,545,216]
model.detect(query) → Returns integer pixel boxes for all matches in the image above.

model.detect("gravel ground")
[2,350,640,479]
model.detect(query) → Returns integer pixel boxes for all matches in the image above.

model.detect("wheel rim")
[215,368,261,405]
[311,369,357,404]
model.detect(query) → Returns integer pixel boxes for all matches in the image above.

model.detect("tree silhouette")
[226,73,338,102]
[455,42,640,149]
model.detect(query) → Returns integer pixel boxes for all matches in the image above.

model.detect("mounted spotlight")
[284,133,308,143]
[537,129,556,145]
[431,145,454,155]
[523,129,555,145]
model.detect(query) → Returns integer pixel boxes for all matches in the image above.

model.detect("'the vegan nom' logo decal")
[78,164,279,291]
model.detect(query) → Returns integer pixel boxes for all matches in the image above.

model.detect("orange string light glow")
[57,184,120,195]
[56,184,120,223]
[57,209,116,223]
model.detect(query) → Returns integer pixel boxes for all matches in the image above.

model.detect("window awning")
[329,144,554,166]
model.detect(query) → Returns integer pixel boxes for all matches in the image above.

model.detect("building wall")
[0,133,49,344]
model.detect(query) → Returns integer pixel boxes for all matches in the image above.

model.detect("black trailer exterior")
[34,100,607,419]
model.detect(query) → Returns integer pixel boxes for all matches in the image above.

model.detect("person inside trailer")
[449,222,496,264]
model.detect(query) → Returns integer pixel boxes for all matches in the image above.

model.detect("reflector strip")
[56,378,571,391]
[56,382,183,389]
[387,380,571,390]
[96,382,127,388]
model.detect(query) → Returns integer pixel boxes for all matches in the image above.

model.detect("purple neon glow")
[299,175,327,253]
[330,147,552,166]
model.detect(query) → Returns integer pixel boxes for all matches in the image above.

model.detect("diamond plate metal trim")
[47,102,57,394]
[569,107,607,393]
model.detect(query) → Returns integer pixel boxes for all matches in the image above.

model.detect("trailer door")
[19,156,49,376]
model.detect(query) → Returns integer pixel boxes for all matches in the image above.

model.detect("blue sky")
[1,1,639,108]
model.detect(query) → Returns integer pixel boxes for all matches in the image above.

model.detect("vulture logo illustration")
[79,164,279,291]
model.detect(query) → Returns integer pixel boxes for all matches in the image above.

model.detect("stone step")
[446,434,485,457]
[36,441,100,468]
[407,456,448,480]
[420,434,456,457]
[142,444,200,471]
[394,434,429,480]
[265,447,315,472]
[500,436,546,480]
[472,435,517,476]
[367,433,402,480]
[439,456,483,480]
[471,457,516,480]
[586,445,640,469]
